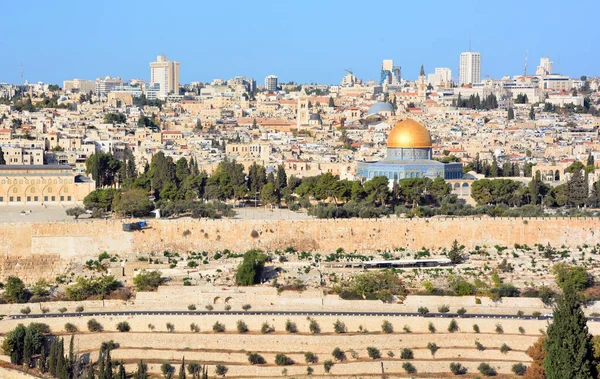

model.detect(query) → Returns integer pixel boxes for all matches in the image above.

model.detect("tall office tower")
[392,66,401,84]
[264,75,278,92]
[536,57,554,76]
[380,59,394,85]
[459,52,481,85]
[150,55,180,99]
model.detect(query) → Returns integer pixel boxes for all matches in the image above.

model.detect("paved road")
[7,309,573,321]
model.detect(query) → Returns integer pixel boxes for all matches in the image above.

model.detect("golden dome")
[387,119,432,148]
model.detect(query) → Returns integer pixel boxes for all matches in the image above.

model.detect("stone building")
[357,119,463,181]
[0,165,94,205]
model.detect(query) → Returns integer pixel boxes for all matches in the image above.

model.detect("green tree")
[117,361,126,379]
[112,188,153,217]
[544,283,596,379]
[0,147,5,165]
[161,362,174,379]
[85,152,122,188]
[276,165,287,190]
[328,96,335,107]
[178,357,186,379]
[4,276,31,303]
[235,249,266,286]
[175,157,191,183]
[247,162,266,195]
[260,182,280,206]
[104,113,127,124]
[568,168,587,207]
[552,263,591,292]
[206,158,247,200]
[507,107,515,120]
[134,360,148,379]
[149,152,177,197]
[133,270,163,291]
[529,106,536,120]
[66,206,86,219]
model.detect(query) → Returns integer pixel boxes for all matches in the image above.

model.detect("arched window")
[47,188,52,193]
[13,187,17,193]
[64,187,68,193]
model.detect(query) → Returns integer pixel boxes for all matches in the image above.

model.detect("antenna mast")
[524,49,528,77]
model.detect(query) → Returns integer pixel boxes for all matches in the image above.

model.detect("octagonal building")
[356,119,463,181]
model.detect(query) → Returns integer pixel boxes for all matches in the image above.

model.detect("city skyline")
[2,0,599,85]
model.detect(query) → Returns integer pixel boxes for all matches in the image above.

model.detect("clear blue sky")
[1,0,597,85]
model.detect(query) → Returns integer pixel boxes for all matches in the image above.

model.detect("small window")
[51,196,55,201]
[0,197,3,202]
[9,197,13,202]
[16,196,21,202]
[44,196,48,202]
[60,196,64,201]
[27,196,31,202]
[34,196,38,202]
[67,196,72,201]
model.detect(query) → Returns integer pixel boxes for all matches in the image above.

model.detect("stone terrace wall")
[1,217,599,281]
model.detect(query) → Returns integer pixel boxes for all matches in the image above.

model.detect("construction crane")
[344,68,353,76]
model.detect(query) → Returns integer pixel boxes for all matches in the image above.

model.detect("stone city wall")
[1,217,599,281]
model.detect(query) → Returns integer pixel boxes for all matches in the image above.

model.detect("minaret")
[417,65,427,103]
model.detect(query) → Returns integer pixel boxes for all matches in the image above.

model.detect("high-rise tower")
[459,52,481,85]
[150,55,180,99]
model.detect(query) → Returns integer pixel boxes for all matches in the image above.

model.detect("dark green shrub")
[400,348,414,359]
[116,321,130,332]
[403,362,416,374]
[275,354,293,366]
[381,320,393,333]
[87,319,102,332]
[367,347,381,359]
[478,363,496,376]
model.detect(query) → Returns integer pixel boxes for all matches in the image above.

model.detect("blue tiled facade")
[357,147,463,181]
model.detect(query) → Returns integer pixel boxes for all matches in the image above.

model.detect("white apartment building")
[428,68,452,86]
[63,79,96,94]
[265,75,278,92]
[150,55,180,99]
[95,76,123,96]
[536,57,554,76]
[459,52,481,85]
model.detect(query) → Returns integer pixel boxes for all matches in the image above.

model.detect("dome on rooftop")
[387,119,432,149]
[368,102,393,115]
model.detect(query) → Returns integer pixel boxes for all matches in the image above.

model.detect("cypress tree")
[48,340,58,376]
[104,348,113,379]
[97,349,105,379]
[507,107,515,120]
[276,165,287,190]
[568,168,587,207]
[134,360,148,379]
[116,361,126,379]
[68,334,75,377]
[544,284,596,379]
[178,357,186,379]
[23,326,34,368]
[86,362,95,379]
[39,344,47,373]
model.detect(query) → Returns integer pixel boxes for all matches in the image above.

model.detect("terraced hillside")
[3,313,587,378]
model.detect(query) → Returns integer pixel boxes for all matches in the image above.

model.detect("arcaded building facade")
[0,165,94,205]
